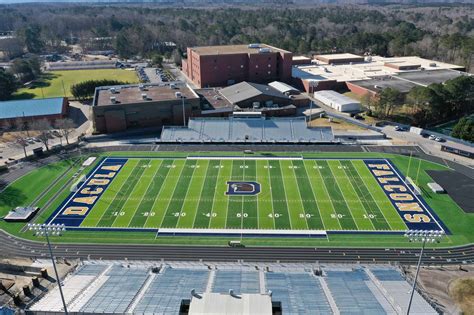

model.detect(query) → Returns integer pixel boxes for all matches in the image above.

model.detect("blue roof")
[0,98,65,119]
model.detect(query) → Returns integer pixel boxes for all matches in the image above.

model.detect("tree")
[55,118,75,145]
[0,69,18,101]
[452,117,474,142]
[70,79,128,100]
[11,56,42,83]
[31,119,52,151]
[376,88,403,118]
[18,25,44,54]
[150,53,163,67]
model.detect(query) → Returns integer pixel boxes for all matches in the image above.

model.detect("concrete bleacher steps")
[29,263,439,315]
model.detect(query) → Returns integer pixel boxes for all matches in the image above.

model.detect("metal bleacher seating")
[325,268,386,314]
[133,267,209,314]
[266,272,333,315]
[79,265,149,313]
[212,270,260,295]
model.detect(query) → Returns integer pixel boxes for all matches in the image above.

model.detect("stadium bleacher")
[212,270,260,294]
[160,116,334,143]
[266,272,333,314]
[29,263,438,315]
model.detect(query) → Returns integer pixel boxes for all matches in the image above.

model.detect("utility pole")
[29,223,68,314]
[404,230,444,314]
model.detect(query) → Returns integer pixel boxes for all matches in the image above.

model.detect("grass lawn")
[0,151,472,248]
[14,69,139,99]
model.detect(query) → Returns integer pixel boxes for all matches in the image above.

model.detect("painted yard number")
[240,165,249,169]
[338,166,348,169]
[173,212,186,217]
[331,213,345,219]
[113,211,125,216]
[313,166,324,169]
[364,214,376,219]
[214,165,224,168]
[189,165,200,168]
[288,165,298,169]
[205,212,217,218]
[166,165,176,168]
[268,213,281,218]
[237,213,248,218]
[299,213,313,218]
[142,212,155,217]
[264,165,273,169]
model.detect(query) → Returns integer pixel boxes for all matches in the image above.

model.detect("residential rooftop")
[94,83,199,107]
[189,44,291,56]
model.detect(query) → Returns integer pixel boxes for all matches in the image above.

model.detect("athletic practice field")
[46,156,445,236]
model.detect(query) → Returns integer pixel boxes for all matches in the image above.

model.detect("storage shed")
[313,90,361,112]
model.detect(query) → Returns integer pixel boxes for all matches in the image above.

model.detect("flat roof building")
[292,54,467,94]
[0,97,68,128]
[92,83,200,133]
[183,44,293,88]
[314,90,361,113]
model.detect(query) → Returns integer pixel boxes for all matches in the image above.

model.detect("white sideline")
[156,228,326,236]
[187,156,303,160]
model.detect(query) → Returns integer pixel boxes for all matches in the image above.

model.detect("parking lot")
[137,67,174,83]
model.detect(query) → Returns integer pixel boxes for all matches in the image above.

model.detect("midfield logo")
[226,181,261,196]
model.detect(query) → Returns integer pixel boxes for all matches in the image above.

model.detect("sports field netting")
[46,157,446,235]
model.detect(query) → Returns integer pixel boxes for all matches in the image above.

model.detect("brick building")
[182,44,293,88]
[0,97,68,129]
[92,83,200,134]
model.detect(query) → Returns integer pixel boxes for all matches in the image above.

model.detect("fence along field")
[45,156,446,237]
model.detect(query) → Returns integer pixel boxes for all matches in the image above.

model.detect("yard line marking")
[157,160,187,229]
[310,160,342,230]
[350,160,393,230]
[333,160,375,231]
[204,160,222,229]
[124,159,162,228]
[295,160,326,230]
[95,159,140,227]
[143,160,174,228]
[180,159,209,228]
[323,160,360,231]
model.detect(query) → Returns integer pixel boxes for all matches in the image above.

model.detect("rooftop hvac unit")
[175,91,182,98]
[364,56,372,62]
[110,87,118,94]
[139,84,146,91]
[110,96,117,104]
[248,43,260,48]
[141,93,148,100]
[258,48,271,53]
[170,83,177,89]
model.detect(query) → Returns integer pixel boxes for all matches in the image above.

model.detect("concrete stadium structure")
[29,262,438,315]
[160,116,334,143]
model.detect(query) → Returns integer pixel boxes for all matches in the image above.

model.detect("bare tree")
[55,118,75,145]
[11,130,29,158]
[31,119,53,151]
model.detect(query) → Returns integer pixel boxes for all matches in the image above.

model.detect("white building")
[313,90,361,112]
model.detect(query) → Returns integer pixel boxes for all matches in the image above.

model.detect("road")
[0,230,472,264]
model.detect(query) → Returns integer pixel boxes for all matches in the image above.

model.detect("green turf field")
[14,69,139,99]
[52,157,410,232]
[1,152,472,247]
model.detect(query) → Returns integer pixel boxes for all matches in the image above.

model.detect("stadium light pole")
[404,229,444,315]
[28,223,68,314]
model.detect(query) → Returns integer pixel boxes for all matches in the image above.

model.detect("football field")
[46,156,445,235]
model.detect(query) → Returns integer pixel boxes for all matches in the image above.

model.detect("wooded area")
[0,4,472,71]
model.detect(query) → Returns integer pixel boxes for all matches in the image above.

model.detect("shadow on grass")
[10,92,36,100]
[0,186,27,211]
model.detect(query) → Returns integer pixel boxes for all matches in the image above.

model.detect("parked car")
[435,137,444,142]
[428,135,436,140]
[394,126,405,131]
